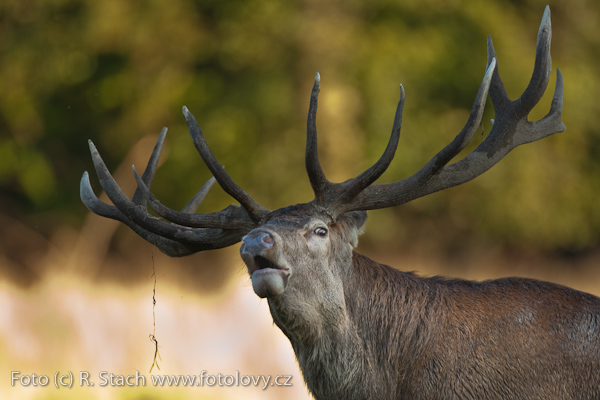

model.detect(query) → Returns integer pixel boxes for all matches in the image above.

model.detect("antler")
[81,6,563,255]
[307,5,565,218]
[80,108,269,256]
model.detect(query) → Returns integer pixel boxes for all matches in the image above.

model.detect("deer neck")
[266,251,444,399]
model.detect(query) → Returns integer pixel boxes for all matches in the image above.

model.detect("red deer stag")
[81,7,600,399]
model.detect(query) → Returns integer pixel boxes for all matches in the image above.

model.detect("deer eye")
[313,227,328,237]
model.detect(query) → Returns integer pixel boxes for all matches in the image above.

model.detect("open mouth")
[247,255,290,298]
[249,255,282,274]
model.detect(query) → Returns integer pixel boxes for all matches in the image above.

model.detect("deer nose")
[241,231,274,255]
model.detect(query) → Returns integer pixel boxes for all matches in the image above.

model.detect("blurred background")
[1,0,599,398]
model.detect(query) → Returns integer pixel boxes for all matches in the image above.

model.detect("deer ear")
[336,211,367,248]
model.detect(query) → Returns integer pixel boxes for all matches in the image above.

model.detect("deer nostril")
[261,233,274,245]
[241,231,274,255]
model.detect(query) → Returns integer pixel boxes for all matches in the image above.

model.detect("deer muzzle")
[240,230,290,298]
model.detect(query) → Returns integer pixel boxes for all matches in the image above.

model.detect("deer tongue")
[251,268,290,298]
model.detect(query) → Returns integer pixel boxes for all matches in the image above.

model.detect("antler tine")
[183,106,269,221]
[306,74,406,211]
[517,5,553,117]
[338,85,405,202]
[131,127,167,206]
[486,37,510,111]
[305,72,329,203]
[182,176,217,213]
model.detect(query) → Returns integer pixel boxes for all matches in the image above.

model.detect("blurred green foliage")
[1,0,599,252]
